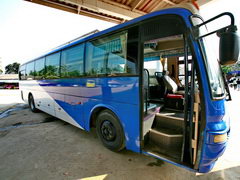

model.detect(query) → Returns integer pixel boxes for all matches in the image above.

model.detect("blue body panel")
[22,7,230,173]
[38,77,140,153]
[198,99,229,173]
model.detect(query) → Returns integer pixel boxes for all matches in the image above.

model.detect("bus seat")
[165,94,184,110]
[155,72,164,86]
[155,72,167,98]
[162,71,185,95]
[162,71,185,110]
[166,94,183,99]
[163,74,178,93]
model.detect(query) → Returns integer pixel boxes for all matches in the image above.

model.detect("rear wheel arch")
[90,107,107,129]
[28,92,32,99]
[89,106,124,129]
[28,93,38,113]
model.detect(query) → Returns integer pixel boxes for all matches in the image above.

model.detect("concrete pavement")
[0,89,240,179]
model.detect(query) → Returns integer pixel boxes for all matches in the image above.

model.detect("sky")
[200,0,239,31]
[0,0,114,70]
[200,0,240,62]
[0,0,239,72]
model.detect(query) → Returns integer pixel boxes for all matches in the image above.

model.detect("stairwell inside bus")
[141,16,201,167]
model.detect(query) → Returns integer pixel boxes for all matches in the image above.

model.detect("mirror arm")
[195,25,237,40]
[191,12,237,40]
[196,12,235,28]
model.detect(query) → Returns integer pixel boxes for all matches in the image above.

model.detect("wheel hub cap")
[101,121,116,141]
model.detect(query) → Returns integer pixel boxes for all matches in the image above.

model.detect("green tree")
[5,62,20,74]
[221,61,240,75]
[221,65,232,74]
[0,69,3,74]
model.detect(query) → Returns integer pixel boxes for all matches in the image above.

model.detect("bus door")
[140,14,200,169]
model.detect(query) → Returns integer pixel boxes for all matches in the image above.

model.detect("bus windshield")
[191,15,225,99]
[200,36,225,98]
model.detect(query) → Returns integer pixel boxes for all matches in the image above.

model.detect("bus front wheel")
[28,94,38,113]
[96,110,125,152]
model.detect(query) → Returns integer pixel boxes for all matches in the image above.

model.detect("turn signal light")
[214,134,227,143]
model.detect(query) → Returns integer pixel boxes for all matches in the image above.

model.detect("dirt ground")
[0,90,240,180]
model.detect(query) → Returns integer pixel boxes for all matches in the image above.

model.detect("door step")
[154,113,184,134]
[149,128,183,150]
[145,111,184,160]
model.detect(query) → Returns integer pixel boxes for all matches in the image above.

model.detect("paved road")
[0,89,240,179]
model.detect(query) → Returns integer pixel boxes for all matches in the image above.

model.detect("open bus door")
[141,13,200,168]
[140,10,239,173]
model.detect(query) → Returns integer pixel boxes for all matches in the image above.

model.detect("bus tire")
[28,94,38,113]
[96,110,125,152]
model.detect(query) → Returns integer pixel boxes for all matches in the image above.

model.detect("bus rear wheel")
[28,94,38,113]
[96,110,125,152]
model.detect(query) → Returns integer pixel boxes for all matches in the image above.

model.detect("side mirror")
[191,13,239,65]
[219,30,239,65]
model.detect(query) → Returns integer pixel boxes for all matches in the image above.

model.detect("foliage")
[45,65,59,79]
[221,61,240,74]
[221,66,232,74]
[0,69,3,74]
[60,65,82,78]
[5,62,20,74]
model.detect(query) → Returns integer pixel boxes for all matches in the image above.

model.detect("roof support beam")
[130,0,144,10]
[101,0,145,14]
[25,0,213,24]
[63,0,144,20]
[163,0,176,5]
[25,0,123,24]
[150,1,166,12]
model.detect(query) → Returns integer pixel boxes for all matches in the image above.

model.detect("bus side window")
[19,65,26,80]
[61,44,84,78]
[85,30,138,76]
[26,62,34,80]
[107,33,128,75]
[34,58,45,80]
[85,40,106,75]
[45,52,60,79]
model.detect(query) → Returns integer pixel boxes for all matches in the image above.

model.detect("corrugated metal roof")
[21,7,194,65]
[24,0,211,24]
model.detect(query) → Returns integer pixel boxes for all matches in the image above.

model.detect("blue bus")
[19,4,239,173]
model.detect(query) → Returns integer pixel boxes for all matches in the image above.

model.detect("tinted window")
[86,31,137,76]
[61,44,84,78]
[45,52,60,79]
[19,65,26,80]
[26,62,34,80]
[19,65,25,72]
[35,58,45,80]
[86,41,106,75]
